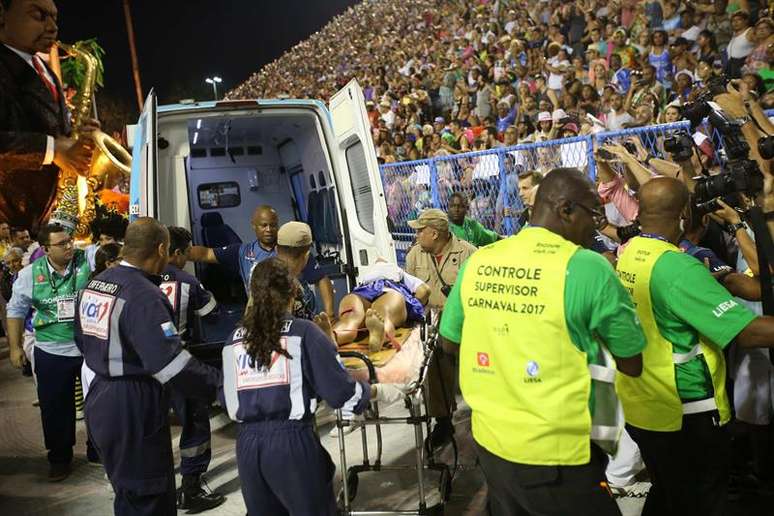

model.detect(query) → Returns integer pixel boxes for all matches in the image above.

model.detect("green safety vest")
[458,228,623,465]
[615,236,731,431]
[31,249,91,343]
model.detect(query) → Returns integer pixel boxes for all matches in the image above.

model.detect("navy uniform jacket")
[221,317,370,423]
[75,262,221,398]
[160,265,217,345]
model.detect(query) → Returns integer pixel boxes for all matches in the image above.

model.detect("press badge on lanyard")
[57,296,76,322]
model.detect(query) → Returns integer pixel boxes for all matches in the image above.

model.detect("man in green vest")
[615,177,774,516]
[440,168,646,515]
[447,192,500,247]
[7,223,91,481]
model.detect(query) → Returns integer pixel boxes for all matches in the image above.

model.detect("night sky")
[57,0,360,113]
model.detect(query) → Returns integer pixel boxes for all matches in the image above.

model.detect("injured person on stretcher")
[317,261,430,353]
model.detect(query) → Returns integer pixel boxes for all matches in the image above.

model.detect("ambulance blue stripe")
[108,298,125,377]
[153,349,192,384]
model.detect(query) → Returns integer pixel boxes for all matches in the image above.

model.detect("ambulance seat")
[200,212,242,248]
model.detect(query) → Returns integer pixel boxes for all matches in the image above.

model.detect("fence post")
[586,135,597,181]
[496,147,513,235]
[429,158,440,208]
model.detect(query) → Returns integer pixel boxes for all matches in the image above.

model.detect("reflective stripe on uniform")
[108,298,126,377]
[588,364,616,384]
[179,282,190,335]
[287,337,305,420]
[153,349,192,384]
[195,294,217,317]
[682,397,718,415]
[222,345,240,422]
[672,343,702,365]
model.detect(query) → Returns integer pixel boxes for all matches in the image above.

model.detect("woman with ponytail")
[221,257,402,515]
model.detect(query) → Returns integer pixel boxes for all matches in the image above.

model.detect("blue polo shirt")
[213,239,327,319]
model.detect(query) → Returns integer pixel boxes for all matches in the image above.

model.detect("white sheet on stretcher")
[348,326,424,386]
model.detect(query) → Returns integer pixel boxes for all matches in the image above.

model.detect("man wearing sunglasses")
[6,223,91,481]
[440,167,645,515]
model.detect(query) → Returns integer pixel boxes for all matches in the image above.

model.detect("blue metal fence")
[380,111,774,261]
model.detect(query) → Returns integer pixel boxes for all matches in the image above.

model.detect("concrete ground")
[0,351,766,516]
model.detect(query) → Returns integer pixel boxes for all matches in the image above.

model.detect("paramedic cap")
[408,209,449,232]
[277,221,312,247]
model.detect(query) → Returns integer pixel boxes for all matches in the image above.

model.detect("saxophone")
[53,41,132,238]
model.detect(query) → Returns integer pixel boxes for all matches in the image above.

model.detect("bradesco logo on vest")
[473,352,495,375]
[80,290,116,340]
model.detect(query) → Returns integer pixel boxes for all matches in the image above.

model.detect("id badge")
[57,296,76,322]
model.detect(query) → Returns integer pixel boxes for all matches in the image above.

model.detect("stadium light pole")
[205,76,222,100]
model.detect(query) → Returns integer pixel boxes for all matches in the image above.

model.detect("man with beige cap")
[405,208,476,448]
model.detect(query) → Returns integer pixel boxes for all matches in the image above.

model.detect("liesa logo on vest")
[524,360,542,383]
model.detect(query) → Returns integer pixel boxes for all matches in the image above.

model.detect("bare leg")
[331,294,371,345]
[313,312,336,346]
[365,290,408,352]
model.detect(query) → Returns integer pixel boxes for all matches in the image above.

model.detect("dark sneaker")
[48,462,71,482]
[177,478,226,514]
[429,417,454,449]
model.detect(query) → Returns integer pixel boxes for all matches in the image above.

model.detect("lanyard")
[45,260,76,295]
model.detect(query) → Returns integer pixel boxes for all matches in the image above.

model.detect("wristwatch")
[728,222,745,233]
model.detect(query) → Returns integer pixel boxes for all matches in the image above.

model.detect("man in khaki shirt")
[405,209,476,447]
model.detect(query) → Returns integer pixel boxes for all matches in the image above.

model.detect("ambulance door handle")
[359,249,369,266]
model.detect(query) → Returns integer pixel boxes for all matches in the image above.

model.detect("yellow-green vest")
[458,227,623,466]
[615,236,731,431]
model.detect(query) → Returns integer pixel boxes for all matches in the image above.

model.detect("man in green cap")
[446,192,500,247]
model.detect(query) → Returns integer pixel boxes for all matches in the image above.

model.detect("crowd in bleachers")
[228,0,774,164]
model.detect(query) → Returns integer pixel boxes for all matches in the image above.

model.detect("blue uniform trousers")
[33,347,82,464]
[86,376,176,516]
[237,419,337,516]
[168,388,212,476]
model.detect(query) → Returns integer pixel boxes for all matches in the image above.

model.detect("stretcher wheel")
[439,467,452,501]
[338,470,359,507]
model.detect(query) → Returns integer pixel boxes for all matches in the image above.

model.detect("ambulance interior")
[155,110,350,356]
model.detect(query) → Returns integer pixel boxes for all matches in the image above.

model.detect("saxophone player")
[0,0,100,231]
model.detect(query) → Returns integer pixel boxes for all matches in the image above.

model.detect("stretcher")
[335,314,451,515]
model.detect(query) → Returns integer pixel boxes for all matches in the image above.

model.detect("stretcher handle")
[339,351,378,383]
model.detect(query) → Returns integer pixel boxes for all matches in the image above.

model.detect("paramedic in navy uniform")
[187,204,335,317]
[161,226,224,513]
[221,257,403,516]
[75,218,222,516]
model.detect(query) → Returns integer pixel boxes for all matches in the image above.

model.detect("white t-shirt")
[547,57,570,90]
[728,28,755,59]
[606,110,634,131]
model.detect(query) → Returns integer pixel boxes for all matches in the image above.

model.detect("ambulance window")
[198,181,241,209]
[345,141,374,233]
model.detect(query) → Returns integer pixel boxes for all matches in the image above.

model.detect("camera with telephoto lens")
[663,132,694,162]
[693,193,741,217]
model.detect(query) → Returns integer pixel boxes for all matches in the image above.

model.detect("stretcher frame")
[335,316,451,515]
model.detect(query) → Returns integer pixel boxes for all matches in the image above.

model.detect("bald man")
[441,168,645,515]
[615,177,774,516]
[75,217,222,516]
[188,205,334,316]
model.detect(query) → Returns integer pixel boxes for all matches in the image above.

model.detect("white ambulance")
[127,80,396,357]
